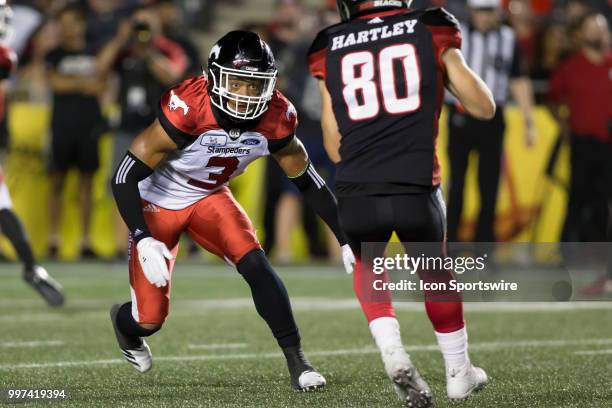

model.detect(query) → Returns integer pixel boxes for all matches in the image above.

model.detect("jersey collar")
[210,102,262,134]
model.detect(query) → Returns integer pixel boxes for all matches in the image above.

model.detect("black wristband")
[289,162,348,246]
[111,151,154,242]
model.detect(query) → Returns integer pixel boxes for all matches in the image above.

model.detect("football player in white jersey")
[109,30,356,391]
[0,0,63,307]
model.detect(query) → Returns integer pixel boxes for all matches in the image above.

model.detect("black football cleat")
[23,265,64,307]
[282,345,326,391]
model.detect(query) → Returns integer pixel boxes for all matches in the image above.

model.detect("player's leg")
[338,195,433,407]
[0,167,64,306]
[186,187,325,391]
[110,201,184,373]
[394,189,487,400]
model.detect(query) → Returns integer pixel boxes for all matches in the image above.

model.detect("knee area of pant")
[236,249,271,277]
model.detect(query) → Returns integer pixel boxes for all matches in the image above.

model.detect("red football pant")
[129,187,261,325]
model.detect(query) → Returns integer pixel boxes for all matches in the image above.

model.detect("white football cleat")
[283,345,326,391]
[119,341,153,373]
[110,304,153,373]
[446,363,488,400]
[382,346,433,408]
[297,370,326,391]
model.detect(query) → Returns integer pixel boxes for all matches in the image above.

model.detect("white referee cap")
[467,0,501,8]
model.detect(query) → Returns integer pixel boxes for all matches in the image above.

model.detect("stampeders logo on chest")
[206,146,251,155]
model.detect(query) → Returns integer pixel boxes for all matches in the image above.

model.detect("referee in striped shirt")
[446,0,536,242]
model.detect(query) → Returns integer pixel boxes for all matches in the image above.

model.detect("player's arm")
[272,138,355,273]
[111,119,178,287]
[442,48,496,120]
[111,119,176,241]
[318,80,342,163]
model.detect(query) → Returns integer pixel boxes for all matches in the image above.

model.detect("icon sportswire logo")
[168,90,189,115]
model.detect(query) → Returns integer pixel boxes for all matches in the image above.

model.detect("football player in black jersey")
[308,1,495,406]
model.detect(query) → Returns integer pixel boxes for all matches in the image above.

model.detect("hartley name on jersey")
[331,19,418,52]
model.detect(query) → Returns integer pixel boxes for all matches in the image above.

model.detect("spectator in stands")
[96,5,186,259]
[531,21,569,102]
[564,0,592,26]
[263,0,336,262]
[45,3,105,259]
[7,0,56,59]
[548,12,611,246]
[564,0,593,50]
[156,0,201,78]
[272,2,341,263]
[445,0,536,243]
[84,0,131,51]
[507,0,538,74]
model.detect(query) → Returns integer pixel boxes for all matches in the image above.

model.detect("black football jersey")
[308,7,461,196]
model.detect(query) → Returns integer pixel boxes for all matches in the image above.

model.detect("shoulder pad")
[308,23,346,56]
[256,90,298,141]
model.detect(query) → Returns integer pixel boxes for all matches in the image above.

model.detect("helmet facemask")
[209,62,277,121]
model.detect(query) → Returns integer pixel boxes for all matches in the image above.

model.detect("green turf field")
[1,262,611,407]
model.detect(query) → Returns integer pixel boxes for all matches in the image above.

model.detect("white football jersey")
[139,76,298,210]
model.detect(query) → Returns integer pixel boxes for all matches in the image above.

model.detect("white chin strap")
[210,63,277,121]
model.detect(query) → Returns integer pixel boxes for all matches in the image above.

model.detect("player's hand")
[136,237,173,287]
[341,244,356,275]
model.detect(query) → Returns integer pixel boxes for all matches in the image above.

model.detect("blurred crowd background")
[0,0,610,265]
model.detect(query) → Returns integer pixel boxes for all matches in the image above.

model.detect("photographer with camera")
[96,6,186,260]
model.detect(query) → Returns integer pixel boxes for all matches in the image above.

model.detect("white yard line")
[187,343,248,350]
[0,340,64,348]
[1,338,612,370]
[574,349,612,356]
[1,299,612,317]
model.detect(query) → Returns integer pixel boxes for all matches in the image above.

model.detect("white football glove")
[341,244,356,275]
[136,237,174,287]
